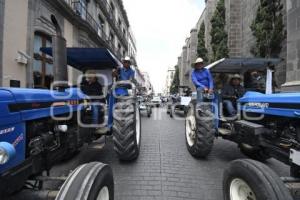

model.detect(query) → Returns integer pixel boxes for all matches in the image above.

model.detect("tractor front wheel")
[223,159,292,200]
[185,101,215,158]
[56,162,114,200]
[113,98,141,161]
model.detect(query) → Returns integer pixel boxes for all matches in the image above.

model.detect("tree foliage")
[251,0,285,57]
[210,0,229,61]
[170,66,179,94]
[197,22,209,62]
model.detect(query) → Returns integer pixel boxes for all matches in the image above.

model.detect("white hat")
[123,56,131,62]
[193,57,204,65]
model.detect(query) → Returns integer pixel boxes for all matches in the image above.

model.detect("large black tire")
[223,159,292,200]
[239,143,270,162]
[113,98,141,161]
[185,101,215,158]
[56,162,114,200]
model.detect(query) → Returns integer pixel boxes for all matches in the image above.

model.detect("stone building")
[142,72,154,95]
[177,0,294,91]
[164,67,175,95]
[0,0,137,88]
[282,0,300,91]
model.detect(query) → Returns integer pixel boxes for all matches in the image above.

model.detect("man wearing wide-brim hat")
[222,74,245,117]
[191,57,214,102]
[113,56,135,82]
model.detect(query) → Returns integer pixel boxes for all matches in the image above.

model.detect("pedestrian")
[191,57,214,102]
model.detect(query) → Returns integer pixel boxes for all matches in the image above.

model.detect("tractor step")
[218,128,232,136]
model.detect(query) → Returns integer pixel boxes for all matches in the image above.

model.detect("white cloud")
[123,0,205,93]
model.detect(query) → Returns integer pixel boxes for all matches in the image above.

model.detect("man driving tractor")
[191,57,214,101]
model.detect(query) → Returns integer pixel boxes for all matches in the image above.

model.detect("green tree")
[251,0,285,57]
[210,0,229,61]
[170,66,179,94]
[197,22,208,62]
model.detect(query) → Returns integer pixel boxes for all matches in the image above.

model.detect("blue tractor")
[0,15,141,199]
[185,58,300,198]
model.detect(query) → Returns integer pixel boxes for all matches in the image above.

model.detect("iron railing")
[63,0,125,58]
[97,0,128,48]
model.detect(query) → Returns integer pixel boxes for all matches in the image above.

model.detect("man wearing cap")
[191,57,214,102]
[222,74,245,117]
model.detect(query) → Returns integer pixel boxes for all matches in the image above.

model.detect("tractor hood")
[1,87,86,102]
[0,89,21,126]
[239,92,300,104]
[0,87,87,122]
[239,92,300,118]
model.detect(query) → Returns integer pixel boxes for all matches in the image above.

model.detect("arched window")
[33,32,53,89]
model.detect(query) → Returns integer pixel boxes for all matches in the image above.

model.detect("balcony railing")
[63,0,123,58]
[97,0,128,48]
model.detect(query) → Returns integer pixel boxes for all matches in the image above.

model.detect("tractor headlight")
[0,142,16,165]
[0,148,9,164]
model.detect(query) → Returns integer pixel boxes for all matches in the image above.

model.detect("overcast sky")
[123,0,205,93]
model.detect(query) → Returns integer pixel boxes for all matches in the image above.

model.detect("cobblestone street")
[48,107,290,200]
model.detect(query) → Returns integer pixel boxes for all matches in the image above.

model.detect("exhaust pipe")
[51,15,68,91]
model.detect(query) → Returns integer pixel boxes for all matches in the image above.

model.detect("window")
[33,32,53,89]
[98,15,105,29]
[110,2,115,20]
[75,0,87,20]
[109,32,114,42]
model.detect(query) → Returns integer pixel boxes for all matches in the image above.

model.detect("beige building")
[142,72,153,95]
[0,0,136,88]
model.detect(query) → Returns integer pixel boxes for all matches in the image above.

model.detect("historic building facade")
[164,67,175,95]
[0,0,137,88]
[177,0,296,91]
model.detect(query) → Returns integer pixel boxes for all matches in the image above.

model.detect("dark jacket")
[222,84,245,100]
[81,80,104,98]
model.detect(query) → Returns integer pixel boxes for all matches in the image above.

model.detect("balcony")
[62,0,124,59]
[96,0,128,49]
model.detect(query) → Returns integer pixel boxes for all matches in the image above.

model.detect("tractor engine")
[263,118,300,151]
[25,115,81,172]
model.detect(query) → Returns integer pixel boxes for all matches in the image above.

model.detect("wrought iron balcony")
[96,0,128,49]
[62,0,124,59]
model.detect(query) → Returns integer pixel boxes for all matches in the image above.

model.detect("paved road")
[49,107,289,200]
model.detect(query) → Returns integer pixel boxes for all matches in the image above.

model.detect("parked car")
[151,96,162,107]
[138,96,152,117]
[167,86,193,117]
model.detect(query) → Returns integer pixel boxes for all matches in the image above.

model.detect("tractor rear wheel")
[185,101,215,158]
[56,162,114,200]
[113,98,141,161]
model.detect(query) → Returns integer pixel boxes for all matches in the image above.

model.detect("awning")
[206,58,282,73]
[40,47,122,71]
